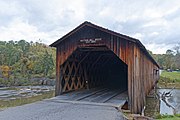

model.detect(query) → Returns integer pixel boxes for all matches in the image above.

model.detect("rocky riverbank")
[29,77,55,86]
[0,77,55,87]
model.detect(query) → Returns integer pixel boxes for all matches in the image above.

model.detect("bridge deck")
[50,88,128,108]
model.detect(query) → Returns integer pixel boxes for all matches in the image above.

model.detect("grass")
[156,114,180,120]
[158,71,180,88]
[161,71,180,82]
[0,90,54,109]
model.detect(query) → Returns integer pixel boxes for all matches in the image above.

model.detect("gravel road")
[0,98,126,120]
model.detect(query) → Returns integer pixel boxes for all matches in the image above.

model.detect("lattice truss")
[60,47,113,93]
[61,60,86,92]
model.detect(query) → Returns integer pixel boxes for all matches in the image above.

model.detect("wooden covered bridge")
[50,21,159,114]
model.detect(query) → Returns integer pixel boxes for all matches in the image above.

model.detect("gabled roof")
[50,21,159,68]
[50,21,139,47]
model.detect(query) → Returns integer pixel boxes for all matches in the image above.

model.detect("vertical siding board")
[55,47,60,96]
[120,40,126,63]
[111,35,113,51]
[142,52,145,108]
[119,38,121,57]
[127,42,130,110]
[125,42,129,64]
[120,40,123,61]
[117,38,120,57]
[141,51,145,110]
[137,47,140,113]
[133,45,137,113]
[128,42,134,112]
[123,41,126,63]
[114,37,117,55]
[132,43,135,113]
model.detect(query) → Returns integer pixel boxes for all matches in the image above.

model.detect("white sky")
[0,0,180,54]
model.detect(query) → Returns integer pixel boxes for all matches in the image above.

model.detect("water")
[158,89,180,115]
[0,86,55,100]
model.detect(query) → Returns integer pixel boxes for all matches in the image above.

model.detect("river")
[0,86,55,100]
[158,88,180,115]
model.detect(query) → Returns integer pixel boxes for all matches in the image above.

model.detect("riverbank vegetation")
[156,114,180,120]
[0,40,56,86]
[158,71,180,88]
[161,71,180,82]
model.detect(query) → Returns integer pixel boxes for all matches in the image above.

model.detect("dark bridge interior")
[60,46,128,94]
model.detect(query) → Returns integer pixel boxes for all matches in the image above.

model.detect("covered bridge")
[50,21,159,114]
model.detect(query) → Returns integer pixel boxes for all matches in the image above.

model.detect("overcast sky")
[0,0,180,54]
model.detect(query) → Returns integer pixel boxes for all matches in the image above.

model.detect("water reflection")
[158,89,180,115]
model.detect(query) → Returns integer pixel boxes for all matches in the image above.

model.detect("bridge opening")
[60,45,128,94]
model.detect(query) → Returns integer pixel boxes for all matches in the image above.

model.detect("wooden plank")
[55,47,61,95]
[76,88,108,101]
[114,36,117,54]
[99,90,124,103]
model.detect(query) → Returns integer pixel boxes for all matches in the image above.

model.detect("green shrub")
[155,113,175,119]
[175,114,180,117]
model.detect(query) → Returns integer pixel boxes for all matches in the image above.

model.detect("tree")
[17,40,30,57]
[166,49,174,55]
[173,43,180,69]
[0,40,56,86]
[173,43,180,54]
[41,51,54,76]
[0,65,11,79]
[165,49,174,69]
